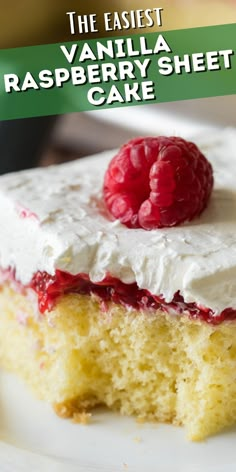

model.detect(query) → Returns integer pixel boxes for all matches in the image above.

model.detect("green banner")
[0,23,235,120]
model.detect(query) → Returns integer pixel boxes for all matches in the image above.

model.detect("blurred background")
[0,0,235,173]
[1,0,236,48]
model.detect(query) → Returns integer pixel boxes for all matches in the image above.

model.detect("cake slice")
[0,130,236,440]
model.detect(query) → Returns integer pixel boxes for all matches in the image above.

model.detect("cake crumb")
[123,463,128,470]
[72,411,92,425]
[54,402,74,419]
[53,400,92,424]
[133,436,142,443]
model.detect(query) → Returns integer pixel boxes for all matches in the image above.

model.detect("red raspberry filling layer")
[2,268,236,326]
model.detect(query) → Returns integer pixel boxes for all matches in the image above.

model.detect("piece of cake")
[0,130,236,441]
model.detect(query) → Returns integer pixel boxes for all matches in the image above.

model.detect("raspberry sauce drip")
[28,269,236,325]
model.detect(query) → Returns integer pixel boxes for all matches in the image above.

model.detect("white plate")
[0,371,236,472]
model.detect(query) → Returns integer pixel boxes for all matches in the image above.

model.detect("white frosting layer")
[0,129,236,314]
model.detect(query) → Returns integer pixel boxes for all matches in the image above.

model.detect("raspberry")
[103,136,213,229]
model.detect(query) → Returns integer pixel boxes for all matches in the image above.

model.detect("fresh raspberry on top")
[103,136,213,230]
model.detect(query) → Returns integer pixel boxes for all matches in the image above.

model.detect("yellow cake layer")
[0,284,236,440]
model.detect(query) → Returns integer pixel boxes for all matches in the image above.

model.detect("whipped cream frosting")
[0,129,236,314]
